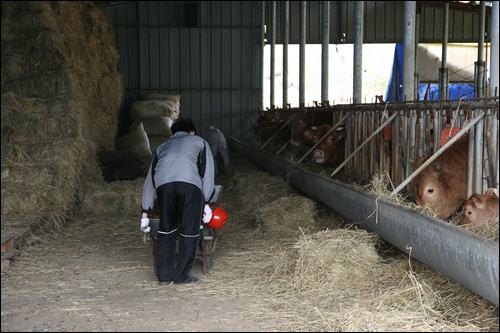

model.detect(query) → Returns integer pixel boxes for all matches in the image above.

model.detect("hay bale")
[78,178,144,217]
[1,1,123,228]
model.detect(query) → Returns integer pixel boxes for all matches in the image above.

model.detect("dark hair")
[171,118,197,134]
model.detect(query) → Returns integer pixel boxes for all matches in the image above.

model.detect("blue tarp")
[384,44,475,101]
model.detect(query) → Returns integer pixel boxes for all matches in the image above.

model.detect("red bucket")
[439,127,462,147]
[383,124,392,142]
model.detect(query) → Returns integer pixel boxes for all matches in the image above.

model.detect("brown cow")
[460,188,499,227]
[412,136,469,220]
[253,114,291,153]
[291,110,333,146]
[312,124,346,167]
[253,115,283,142]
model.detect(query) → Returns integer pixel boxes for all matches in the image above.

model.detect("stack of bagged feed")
[116,93,181,167]
[1,1,123,229]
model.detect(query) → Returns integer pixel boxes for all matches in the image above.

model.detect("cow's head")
[312,125,346,166]
[461,188,499,227]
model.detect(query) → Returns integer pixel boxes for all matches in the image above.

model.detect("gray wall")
[97,1,493,140]
[268,1,492,44]
[99,1,263,140]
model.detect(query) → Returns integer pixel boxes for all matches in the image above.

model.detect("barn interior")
[1,1,499,331]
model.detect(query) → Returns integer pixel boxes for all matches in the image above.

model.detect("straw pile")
[272,227,382,292]
[253,195,317,239]
[219,156,497,331]
[1,153,497,331]
[1,1,123,229]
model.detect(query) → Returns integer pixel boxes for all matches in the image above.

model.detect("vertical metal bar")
[490,2,499,98]
[370,111,375,175]
[282,1,289,108]
[270,1,276,108]
[485,107,499,189]
[260,1,266,111]
[474,108,485,193]
[353,1,363,104]
[417,110,425,160]
[402,2,416,101]
[299,1,306,108]
[392,110,401,184]
[475,1,486,98]
[321,1,329,104]
[433,108,440,154]
[439,1,449,100]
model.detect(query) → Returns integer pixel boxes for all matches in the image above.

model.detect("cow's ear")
[471,195,485,209]
[485,188,499,197]
[414,156,427,169]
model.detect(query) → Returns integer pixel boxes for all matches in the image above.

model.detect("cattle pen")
[231,95,499,306]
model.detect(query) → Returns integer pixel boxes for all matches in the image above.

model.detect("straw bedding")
[1,153,498,331]
[1,2,497,331]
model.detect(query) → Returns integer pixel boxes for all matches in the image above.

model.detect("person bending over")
[140,118,216,285]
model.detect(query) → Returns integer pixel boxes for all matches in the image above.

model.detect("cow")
[252,114,291,153]
[291,110,333,146]
[460,188,499,227]
[202,125,230,177]
[412,136,469,220]
[311,123,346,167]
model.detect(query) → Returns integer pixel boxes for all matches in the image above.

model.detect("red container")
[439,127,462,147]
[383,124,392,142]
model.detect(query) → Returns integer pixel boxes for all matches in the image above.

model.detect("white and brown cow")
[412,136,469,220]
[312,123,346,167]
[460,188,499,227]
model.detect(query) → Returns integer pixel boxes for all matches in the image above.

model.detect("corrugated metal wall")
[268,1,491,44]
[99,1,263,139]
[97,1,492,140]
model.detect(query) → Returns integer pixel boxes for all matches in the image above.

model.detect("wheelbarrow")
[148,185,223,274]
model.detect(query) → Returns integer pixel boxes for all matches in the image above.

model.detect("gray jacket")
[203,125,230,170]
[141,131,216,214]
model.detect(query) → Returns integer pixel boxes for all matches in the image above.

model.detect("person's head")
[171,118,197,135]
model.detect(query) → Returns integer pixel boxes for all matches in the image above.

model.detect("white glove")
[140,217,151,233]
[203,204,213,224]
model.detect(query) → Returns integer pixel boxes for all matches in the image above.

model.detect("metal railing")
[238,96,499,198]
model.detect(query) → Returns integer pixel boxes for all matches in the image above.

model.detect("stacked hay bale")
[78,178,144,218]
[1,1,124,228]
[117,93,180,164]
